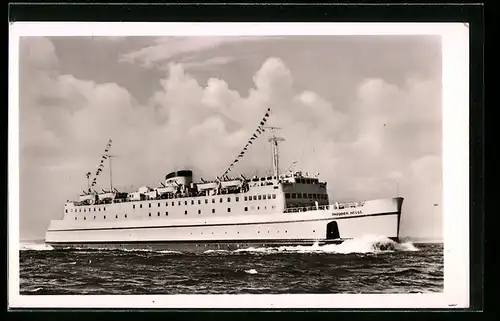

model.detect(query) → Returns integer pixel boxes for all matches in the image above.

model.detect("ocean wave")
[20,243,54,251]
[244,269,258,274]
[230,235,419,255]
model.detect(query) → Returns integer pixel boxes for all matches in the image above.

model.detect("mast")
[108,155,115,192]
[265,126,285,179]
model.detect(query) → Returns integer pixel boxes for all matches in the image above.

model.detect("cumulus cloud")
[19,37,442,240]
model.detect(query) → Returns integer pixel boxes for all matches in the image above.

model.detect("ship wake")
[234,235,419,255]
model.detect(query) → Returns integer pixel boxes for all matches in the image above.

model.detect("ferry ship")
[45,112,404,252]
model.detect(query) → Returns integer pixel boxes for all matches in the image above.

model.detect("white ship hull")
[46,197,403,252]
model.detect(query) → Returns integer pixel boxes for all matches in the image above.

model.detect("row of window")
[75,213,127,220]
[68,207,107,213]
[68,194,279,213]
[285,193,327,200]
[244,194,277,201]
[73,204,278,220]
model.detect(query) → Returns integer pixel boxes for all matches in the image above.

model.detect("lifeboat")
[197,182,218,191]
[221,179,243,189]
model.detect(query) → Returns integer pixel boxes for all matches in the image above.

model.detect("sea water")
[19,235,443,295]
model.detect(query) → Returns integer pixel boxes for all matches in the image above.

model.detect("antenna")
[264,126,285,179]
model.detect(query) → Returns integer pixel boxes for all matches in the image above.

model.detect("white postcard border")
[8,22,470,309]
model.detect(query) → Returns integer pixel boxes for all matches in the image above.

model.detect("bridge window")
[285,193,290,199]
[313,194,317,200]
[258,195,262,200]
[291,193,296,199]
[272,194,276,199]
[253,195,257,201]
[94,208,96,211]
[99,208,101,211]
[308,193,312,198]
[191,200,194,205]
[178,201,181,206]
[84,209,86,212]
[158,203,160,207]
[263,195,267,200]
[236,196,239,202]
[171,201,175,206]
[133,205,136,209]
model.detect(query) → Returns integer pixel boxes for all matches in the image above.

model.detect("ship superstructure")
[45,108,404,252]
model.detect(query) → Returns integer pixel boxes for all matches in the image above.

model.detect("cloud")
[119,36,272,68]
[19,37,442,240]
[181,56,237,70]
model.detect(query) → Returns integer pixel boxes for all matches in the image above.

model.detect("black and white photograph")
[8,22,470,309]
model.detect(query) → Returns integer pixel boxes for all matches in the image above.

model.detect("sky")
[18,35,442,241]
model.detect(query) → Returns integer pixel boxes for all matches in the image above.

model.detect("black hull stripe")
[47,212,399,233]
[48,238,333,245]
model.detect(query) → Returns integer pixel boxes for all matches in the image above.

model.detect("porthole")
[115,215,118,219]
[212,209,215,214]
[157,212,160,217]
[149,213,151,217]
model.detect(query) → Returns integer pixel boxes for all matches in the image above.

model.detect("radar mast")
[265,126,285,179]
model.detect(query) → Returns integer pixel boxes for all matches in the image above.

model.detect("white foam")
[20,242,54,251]
[244,269,258,274]
[232,235,419,254]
